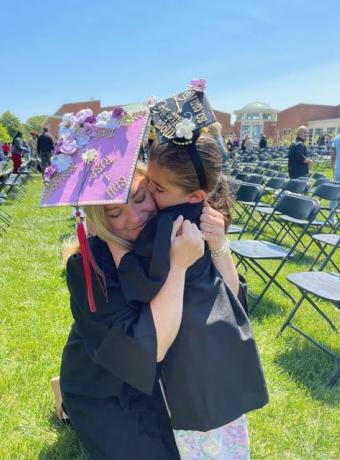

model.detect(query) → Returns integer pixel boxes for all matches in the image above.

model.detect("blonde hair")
[149,135,233,229]
[207,121,223,138]
[62,162,147,262]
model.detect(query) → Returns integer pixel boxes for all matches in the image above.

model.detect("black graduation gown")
[117,202,269,431]
[288,137,309,179]
[60,237,180,460]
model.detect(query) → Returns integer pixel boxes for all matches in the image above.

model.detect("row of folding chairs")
[0,161,35,237]
[228,182,340,384]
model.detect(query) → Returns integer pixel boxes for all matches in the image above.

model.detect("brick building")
[45,99,340,144]
[45,100,231,139]
[213,110,231,136]
[276,103,340,142]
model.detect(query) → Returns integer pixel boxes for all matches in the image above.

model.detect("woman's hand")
[200,201,225,252]
[170,215,204,270]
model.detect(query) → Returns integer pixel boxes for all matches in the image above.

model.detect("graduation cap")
[150,79,216,189]
[40,105,149,312]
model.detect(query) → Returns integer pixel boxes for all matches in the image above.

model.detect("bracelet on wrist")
[210,236,230,259]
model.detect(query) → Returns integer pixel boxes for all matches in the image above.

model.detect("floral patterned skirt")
[173,415,250,460]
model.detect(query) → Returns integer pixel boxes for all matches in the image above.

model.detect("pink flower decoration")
[76,108,93,125]
[44,165,57,183]
[189,78,206,92]
[60,138,78,155]
[112,107,126,119]
[144,96,158,107]
[81,122,96,138]
[84,114,97,124]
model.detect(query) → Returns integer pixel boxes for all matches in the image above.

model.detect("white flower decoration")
[51,154,73,172]
[82,149,97,164]
[59,113,78,136]
[175,117,196,140]
[95,111,112,128]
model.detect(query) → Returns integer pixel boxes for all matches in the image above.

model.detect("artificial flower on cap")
[40,104,149,312]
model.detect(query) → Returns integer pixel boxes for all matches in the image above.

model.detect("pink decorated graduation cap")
[40,105,149,208]
[40,104,149,312]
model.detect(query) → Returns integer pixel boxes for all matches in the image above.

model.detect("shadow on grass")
[248,295,286,322]
[39,413,89,459]
[274,341,340,406]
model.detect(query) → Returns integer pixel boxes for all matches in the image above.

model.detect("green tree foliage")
[25,115,48,134]
[280,132,296,146]
[0,123,11,143]
[0,111,22,138]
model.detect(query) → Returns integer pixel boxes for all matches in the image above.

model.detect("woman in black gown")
[60,166,205,459]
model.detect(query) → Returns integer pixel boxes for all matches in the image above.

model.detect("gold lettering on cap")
[96,128,115,138]
[106,176,128,198]
[90,155,115,180]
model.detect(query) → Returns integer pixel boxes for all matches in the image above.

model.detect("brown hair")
[149,134,233,229]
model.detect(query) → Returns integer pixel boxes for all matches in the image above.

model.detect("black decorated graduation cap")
[150,79,216,189]
[150,79,216,145]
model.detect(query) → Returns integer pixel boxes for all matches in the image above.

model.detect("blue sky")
[1,0,340,122]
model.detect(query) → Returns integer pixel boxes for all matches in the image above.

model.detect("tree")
[25,115,48,134]
[0,124,11,143]
[0,111,22,138]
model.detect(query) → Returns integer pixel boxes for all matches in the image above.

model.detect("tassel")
[76,210,107,313]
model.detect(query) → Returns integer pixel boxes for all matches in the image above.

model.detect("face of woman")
[104,174,157,241]
[146,160,191,210]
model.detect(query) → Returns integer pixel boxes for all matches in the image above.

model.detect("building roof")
[234,101,278,114]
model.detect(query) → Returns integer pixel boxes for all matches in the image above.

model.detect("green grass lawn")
[0,174,339,459]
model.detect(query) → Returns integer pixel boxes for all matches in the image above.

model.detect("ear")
[188,190,207,203]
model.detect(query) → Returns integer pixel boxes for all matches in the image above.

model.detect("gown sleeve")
[116,213,172,304]
[66,253,158,395]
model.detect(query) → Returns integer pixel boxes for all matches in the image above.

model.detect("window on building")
[314,128,323,136]
[246,113,260,120]
[327,127,336,135]
[262,114,272,121]
[337,127,340,134]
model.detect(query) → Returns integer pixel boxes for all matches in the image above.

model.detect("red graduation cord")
[76,210,107,313]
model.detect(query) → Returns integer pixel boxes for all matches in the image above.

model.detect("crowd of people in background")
[0,123,337,178]
[0,127,54,174]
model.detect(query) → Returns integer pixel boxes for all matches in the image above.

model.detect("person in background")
[11,131,24,174]
[37,127,54,175]
[226,136,234,154]
[22,140,31,160]
[316,132,326,146]
[259,133,267,149]
[206,122,226,157]
[2,142,10,157]
[206,121,229,172]
[232,133,239,149]
[288,126,313,179]
[245,135,254,151]
[330,133,340,224]
[326,133,333,151]
[29,131,39,171]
